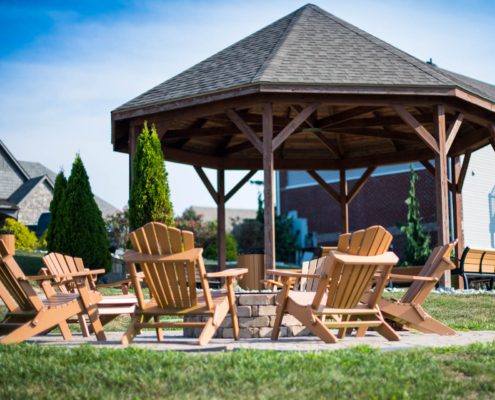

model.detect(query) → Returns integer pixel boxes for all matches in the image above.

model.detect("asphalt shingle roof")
[114,4,495,113]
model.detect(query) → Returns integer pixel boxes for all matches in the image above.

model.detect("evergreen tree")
[129,122,174,230]
[58,155,111,271]
[46,171,67,252]
[46,171,66,251]
[399,166,431,265]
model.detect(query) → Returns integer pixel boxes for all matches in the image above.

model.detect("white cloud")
[0,0,493,214]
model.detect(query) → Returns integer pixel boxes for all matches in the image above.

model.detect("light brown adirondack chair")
[41,252,137,336]
[264,258,326,291]
[0,240,106,344]
[270,226,400,343]
[371,242,457,335]
[122,222,248,346]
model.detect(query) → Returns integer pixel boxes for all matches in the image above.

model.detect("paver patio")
[25,330,495,352]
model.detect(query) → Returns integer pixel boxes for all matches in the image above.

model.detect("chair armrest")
[266,269,320,279]
[206,268,248,278]
[51,270,104,279]
[331,251,398,266]
[96,278,132,288]
[21,274,58,281]
[124,248,202,263]
[389,273,438,282]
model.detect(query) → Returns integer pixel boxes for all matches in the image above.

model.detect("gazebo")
[111,4,495,286]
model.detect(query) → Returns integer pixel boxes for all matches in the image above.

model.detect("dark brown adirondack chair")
[0,240,106,344]
[41,252,137,336]
[372,242,457,335]
[270,226,400,343]
[122,222,247,346]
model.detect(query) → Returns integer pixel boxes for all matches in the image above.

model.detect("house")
[191,206,257,232]
[0,140,118,233]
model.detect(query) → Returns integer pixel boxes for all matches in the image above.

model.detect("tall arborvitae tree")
[129,122,174,230]
[58,155,111,271]
[399,166,431,265]
[46,171,67,252]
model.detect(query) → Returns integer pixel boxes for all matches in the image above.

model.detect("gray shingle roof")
[19,161,57,184]
[114,4,495,113]
[435,67,495,103]
[8,176,46,204]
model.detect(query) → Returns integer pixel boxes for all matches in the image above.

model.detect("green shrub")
[204,233,238,261]
[129,122,174,230]
[1,218,37,251]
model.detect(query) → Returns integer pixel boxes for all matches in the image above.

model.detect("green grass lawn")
[1,342,495,399]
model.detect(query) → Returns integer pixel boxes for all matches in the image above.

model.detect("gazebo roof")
[114,4,495,113]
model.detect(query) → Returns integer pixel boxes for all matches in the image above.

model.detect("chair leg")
[121,315,141,345]
[271,283,291,341]
[198,298,229,346]
[58,321,73,340]
[77,313,90,337]
[286,301,338,343]
[154,316,163,342]
[226,277,240,340]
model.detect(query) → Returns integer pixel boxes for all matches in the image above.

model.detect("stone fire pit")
[184,293,310,339]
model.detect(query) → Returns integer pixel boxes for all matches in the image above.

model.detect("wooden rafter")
[488,123,495,152]
[312,131,342,158]
[347,167,376,203]
[306,170,340,202]
[326,127,417,141]
[393,105,439,153]
[225,170,257,202]
[326,114,432,130]
[194,166,218,203]
[225,109,263,153]
[316,106,380,129]
[445,112,464,153]
[457,151,472,193]
[272,103,319,150]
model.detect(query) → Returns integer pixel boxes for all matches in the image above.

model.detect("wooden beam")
[451,157,464,266]
[393,105,439,153]
[194,166,218,203]
[224,140,253,155]
[326,127,418,142]
[326,114,432,130]
[263,103,275,272]
[434,105,450,287]
[306,170,340,203]
[457,151,471,193]
[225,170,257,202]
[163,126,233,140]
[489,123,495,152]
[420,160,435,176]
[217,169,226,271]
[347,167,376,203]
[225,109,263,153]
[272,103,319,151]
[316,106,381,129]
[340,169,349,233]
[445,112,464,153]
[312,131,342,158]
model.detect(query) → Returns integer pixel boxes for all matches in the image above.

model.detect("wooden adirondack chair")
[41,252,137,337]
[264,258,326,291]
[270,226,400,343]
[122,222,248,346]
[0,240,106,344]
[369,242,457,335]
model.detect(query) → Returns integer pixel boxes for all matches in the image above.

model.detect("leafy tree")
[57,155,111,271]
[46,171,67,252]
[129,122,174,230]
[203,233,238,262]
[1,218,38,251]
[399,166,431,265]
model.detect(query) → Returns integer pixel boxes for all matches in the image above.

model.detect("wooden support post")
[263,103,275,271]
[340,168,349,233]
[434,105,451,287]
[217,169,226,271]
[451,157,464,265]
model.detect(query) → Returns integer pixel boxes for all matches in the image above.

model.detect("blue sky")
[1,0,494,213]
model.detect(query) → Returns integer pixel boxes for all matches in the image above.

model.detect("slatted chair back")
[0,240,43,313]
[311,226,393,310]
[298,257,326,291]
[401,242,455,304]
[42,252,87,292]
[129,222,202,310]
[460,248,485,273]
